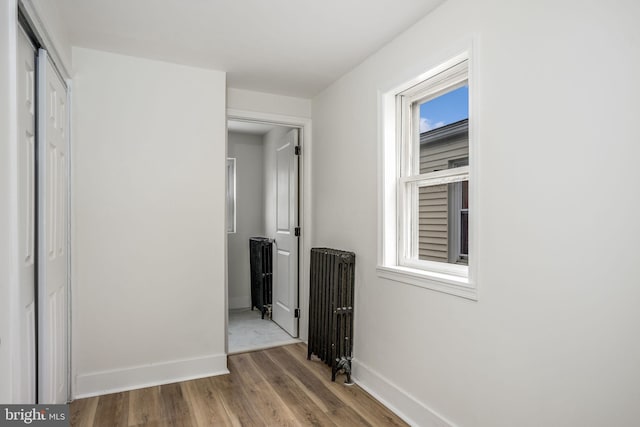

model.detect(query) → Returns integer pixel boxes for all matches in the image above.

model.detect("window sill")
[376,265,477,300]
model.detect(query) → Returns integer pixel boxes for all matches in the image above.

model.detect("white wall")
[0,0,18,404]
[227,132,265,309]
[227,87,311,118]
[72,48,227,398]
[312,0,640,425]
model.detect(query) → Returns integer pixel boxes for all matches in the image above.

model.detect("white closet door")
[37,49,69,404]
[272,129,299,337]
[16,26,36,404]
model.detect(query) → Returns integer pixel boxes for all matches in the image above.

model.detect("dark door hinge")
[295,146,301,155]
[294,308,300,318]
[294,227,300,237]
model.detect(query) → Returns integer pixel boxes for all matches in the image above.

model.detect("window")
[378,53,475,299]
[226,158,236,233]
[449,158,469,264]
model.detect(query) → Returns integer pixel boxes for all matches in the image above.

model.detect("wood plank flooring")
[70,343,408,426]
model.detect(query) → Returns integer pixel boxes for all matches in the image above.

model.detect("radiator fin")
[249,237,273,319]
[307,247,355,383]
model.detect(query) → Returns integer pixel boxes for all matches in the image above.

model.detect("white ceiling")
[58,0,445,98]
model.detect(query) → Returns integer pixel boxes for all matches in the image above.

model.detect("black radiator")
[249,237,273,319]
[307,247,355,383]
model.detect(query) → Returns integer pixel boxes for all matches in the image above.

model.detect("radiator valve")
[336,356,353,385]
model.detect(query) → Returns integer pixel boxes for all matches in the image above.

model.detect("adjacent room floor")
[228,308,299,354]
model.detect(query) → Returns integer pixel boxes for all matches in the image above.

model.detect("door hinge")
[295,146,301,155]
[294,308,300,318]
[294,227,300,237]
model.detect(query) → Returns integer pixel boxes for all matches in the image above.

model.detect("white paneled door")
[16,27,37,404]
[37,49,69,404]
[272,129,300,337]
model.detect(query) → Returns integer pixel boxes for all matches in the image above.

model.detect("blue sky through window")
[419,85,468,133]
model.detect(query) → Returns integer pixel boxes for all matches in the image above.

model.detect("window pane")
[418,86,469,174]
[415,86,469,266]
[419,85,468,132]
[418,181,469,265]
[461,180,468,210]
[460,211,469,256]
[418,184,449,262]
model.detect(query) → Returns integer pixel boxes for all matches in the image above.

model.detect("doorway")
[226,119,301,354]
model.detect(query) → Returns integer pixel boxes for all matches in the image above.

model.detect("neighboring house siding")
[418,129,468,262]
[419,184,449,262]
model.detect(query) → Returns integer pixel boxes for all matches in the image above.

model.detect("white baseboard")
[74,353,229,399]
[229,296,251,310]
[352,359,455,427]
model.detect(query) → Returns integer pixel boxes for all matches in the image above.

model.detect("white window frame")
[377,50,478,300]
[226,158,236,233]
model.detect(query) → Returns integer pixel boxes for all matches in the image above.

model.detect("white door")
[272,129,299,337]
[16,26,37,404]
[37,49,69,404]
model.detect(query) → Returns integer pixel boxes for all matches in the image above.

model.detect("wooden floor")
[70,343,408,426]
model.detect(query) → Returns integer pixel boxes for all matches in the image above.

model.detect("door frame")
[225,109,312,353]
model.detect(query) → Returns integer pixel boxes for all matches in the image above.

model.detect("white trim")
[226,108,312,343]
[66,79,73,403]
[400,258,468,279]
[376,265,476,300]
[353,358,455,427]
[467,37,481,302]
[403,65,468,108]
[227,109,309,130]
[5,0,20,404]
[377,90,398,272]
[226,158,236,233]
[74,353,229,399]
[401,166,469,187]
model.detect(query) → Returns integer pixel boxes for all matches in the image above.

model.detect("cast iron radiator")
[249,237,273,319]
[307,247,356,383]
